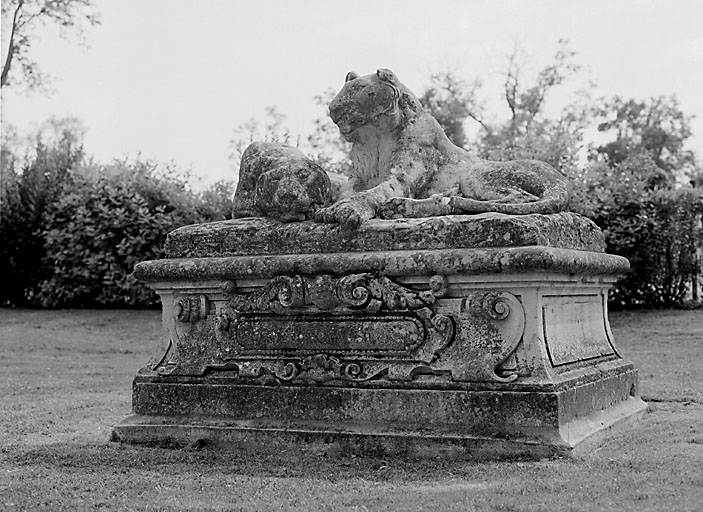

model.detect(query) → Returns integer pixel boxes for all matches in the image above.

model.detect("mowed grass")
[1,308,701,511]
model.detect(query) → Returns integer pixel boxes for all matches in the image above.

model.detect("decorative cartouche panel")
[157,273,526,385]
[217,273,453,361]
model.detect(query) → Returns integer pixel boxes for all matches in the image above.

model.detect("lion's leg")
[379,194,455,219]
[315,175,413,228]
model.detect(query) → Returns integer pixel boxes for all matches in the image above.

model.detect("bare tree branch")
[1,0,100,92]
[504,49,519,120]
[466,110,492,135]
[1,0,24,87]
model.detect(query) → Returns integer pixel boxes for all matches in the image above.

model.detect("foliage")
[571,154,703,308]
[36,162,175,308]
[420,40,591,174]
[195,178,235,222]
[499,40,582,136]
[0,117,84,306]
[1,121,234,308]
[478,40,591,173]
[34,160,234,308]
[592,95,698,185]
[4,37,699,309]
[227,105,297,182]
[419,40,702,308]
[576,95,702,307]
[228,97,353,180]
[226,103,354,198]
[1,0,100,91]
[304,89,352,176]
[419,72,477,148]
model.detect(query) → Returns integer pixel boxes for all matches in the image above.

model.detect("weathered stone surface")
[131,255,630,383]
[114,363,646,458]
[115,68,646,457]
[117,228,645,458]
[137,274,534,383]
[543,297,618,365]
[136,246,628,283]
[232,142,334,222]
[313,69,570,228]
[164,212,606,258]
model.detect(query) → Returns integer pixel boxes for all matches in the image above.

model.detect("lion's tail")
[449,194,569,215]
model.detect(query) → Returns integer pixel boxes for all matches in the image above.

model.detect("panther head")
[328,69,407,142]
[233,142,335,223]
[255,164,333,222]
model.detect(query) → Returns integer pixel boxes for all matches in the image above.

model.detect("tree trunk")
[1,0,24,87]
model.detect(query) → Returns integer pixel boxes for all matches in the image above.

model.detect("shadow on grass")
[7,439,537,482]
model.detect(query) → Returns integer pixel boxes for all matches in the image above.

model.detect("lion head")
[233,142,333,223]
[329,69,420,142]
[255,164,332,222]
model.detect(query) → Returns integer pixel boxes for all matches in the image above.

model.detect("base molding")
[114,363,646,459]
[113,397,646,460]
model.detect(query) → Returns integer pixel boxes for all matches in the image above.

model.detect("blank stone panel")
[542,297,616,366]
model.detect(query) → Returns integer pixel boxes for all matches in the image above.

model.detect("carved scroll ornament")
[159,274,525,385]
[214,274,454,368]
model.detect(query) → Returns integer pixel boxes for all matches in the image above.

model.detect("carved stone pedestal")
[113,213,646,459]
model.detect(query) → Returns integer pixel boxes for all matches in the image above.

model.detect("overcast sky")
[2,0,702,184]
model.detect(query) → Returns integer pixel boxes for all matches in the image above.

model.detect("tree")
[34,157,236,308]
[500,40,582,133]
[1,120,236,307]
[480,40,591,173]
[583,96,702,304]
[227,105,296,182]
[304,88,352,176]
[0,116,85,305]
[228,96,354,182]
[570,154,703,307]
[592,95,698,186]
[419,71,480,148]
[1,0,100,91]
[418,40,592,175]
[416,41,702,307]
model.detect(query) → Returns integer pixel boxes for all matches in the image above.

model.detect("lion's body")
[315,69,570,228]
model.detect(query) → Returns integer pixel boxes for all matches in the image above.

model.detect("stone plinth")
[113,213,646,459]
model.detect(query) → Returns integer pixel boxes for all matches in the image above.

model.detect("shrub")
[570,154,703,308]
[0,134,83,306]
[33,160,233,308]
[1,123,235,309]
[611,187,702,307]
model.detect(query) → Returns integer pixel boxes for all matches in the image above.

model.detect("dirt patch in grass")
[1,308,702,511]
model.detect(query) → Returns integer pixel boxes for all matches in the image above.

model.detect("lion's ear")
[376,68,399,84]
[345,71,359,82]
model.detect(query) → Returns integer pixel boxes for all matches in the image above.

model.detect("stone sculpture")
[315,68,570,228]
[232,142,334,222]
[114,67,645,460]
[233,68,569,227]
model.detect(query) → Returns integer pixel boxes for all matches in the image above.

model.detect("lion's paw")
[314,198,374,229]
[378,197,410,219]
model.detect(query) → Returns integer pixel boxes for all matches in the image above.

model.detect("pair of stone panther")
[233,69,569,227]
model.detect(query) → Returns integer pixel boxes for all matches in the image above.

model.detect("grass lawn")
[1,308,701,511]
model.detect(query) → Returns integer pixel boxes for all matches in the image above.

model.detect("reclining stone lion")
[314,68,570,229]
[232,142,334,222]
